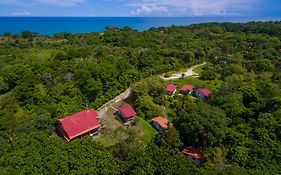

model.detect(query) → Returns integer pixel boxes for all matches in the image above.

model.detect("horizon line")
[0,15,280,18]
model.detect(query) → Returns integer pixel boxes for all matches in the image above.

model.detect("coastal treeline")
[0,21,281,174]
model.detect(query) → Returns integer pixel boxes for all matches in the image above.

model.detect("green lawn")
[168,76,222,91]
[138,118,157,144]
[96,128,127,147]
[163,67,190,77]
[193,64,205,74]
[96,99,157,146]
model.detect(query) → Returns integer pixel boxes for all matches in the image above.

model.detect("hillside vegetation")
[0,22,281,174]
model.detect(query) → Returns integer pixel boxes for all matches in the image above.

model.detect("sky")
[0,0,280,17]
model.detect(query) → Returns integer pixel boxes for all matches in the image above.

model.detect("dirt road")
[97,87,131,117]
[97,62,206,116]
[160,62,206,81]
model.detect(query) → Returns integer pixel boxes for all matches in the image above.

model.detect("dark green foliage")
[0,22,281,174]
[0,132,124,175]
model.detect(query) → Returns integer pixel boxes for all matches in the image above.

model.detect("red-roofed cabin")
[196,88,211,100]
[117,105,137,122]
[166,84,177,94]
[151,116,168,131]
[57,109,101,141]
[278,49,281,55]
[180,84,195,94]
[182,146,204,166]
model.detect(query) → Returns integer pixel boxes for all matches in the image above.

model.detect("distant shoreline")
[0,17,280,35]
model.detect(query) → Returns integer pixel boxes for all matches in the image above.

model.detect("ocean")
[0,17,280,35]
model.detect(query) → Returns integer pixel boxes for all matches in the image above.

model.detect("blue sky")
[0,0,280,17]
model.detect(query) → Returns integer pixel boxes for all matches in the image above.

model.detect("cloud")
[11,10,32,16]
[127,0,258,16]
[131,5,169,16]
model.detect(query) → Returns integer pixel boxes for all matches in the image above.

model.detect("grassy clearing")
[96,127,128,147]
[96,117,157,146]
[138,118,157,144]
[96,99,157,146]
[168,76,222,91]
[193,64,205,74]
[163,67,190,77]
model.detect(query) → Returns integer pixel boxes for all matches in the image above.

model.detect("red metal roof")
[180,84,194,92]
[59,109,100,141]
[152,116,168,129]
[181,146,203,160]
[197,88,211,97]
[117,105,137,119]
[166,84,177,93]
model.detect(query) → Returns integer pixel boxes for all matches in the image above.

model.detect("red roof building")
[180,84,195,94]
[166,84,177,94]
[152,117,168,131]
[181,146,204,166]
[117,105,137,122]
[58,109,101,141]
[196,88,211,99]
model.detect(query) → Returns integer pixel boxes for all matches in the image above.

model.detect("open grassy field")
[163,67,190,77]
[193,64,205,74]
[138,118,157,143]
[168,76,222,91]
[96,101,157,146]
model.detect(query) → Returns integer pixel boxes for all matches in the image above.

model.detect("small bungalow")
[57,109,101,141]
[196,88,211,100]
[278,49,281,56]
[117,105,137,122]
[151,116,168,131]
[180,84,195,94]
[181,146,204,166]
[166,84,177,94]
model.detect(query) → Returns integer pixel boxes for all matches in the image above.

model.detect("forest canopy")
[0,21,281,174]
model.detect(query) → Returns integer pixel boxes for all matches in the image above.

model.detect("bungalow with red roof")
[180,84,195,94]
[57,109,101,141]
[196,88,211,100]
[117,105,137,122]
[151,116,168,131]
[166,84,177,95]
[278,49,281,56]
[181,146,204,166]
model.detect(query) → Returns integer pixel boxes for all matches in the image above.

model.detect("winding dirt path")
[160,62,206,81]
[97,88,131,117]
[97,62,206,116]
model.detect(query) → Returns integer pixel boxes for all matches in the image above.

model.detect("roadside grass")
[168,76,222,91]
[164,67,190,77]
[193,64,205,74]
[138,118,157,144]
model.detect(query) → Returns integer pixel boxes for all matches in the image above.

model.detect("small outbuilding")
[180,84,195,94]
[57,109,101,141]
[166,84,177,94]
[117,105,137,122]
[196,88,211,100]
[181,146,204,166]
[151,116,168,131]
